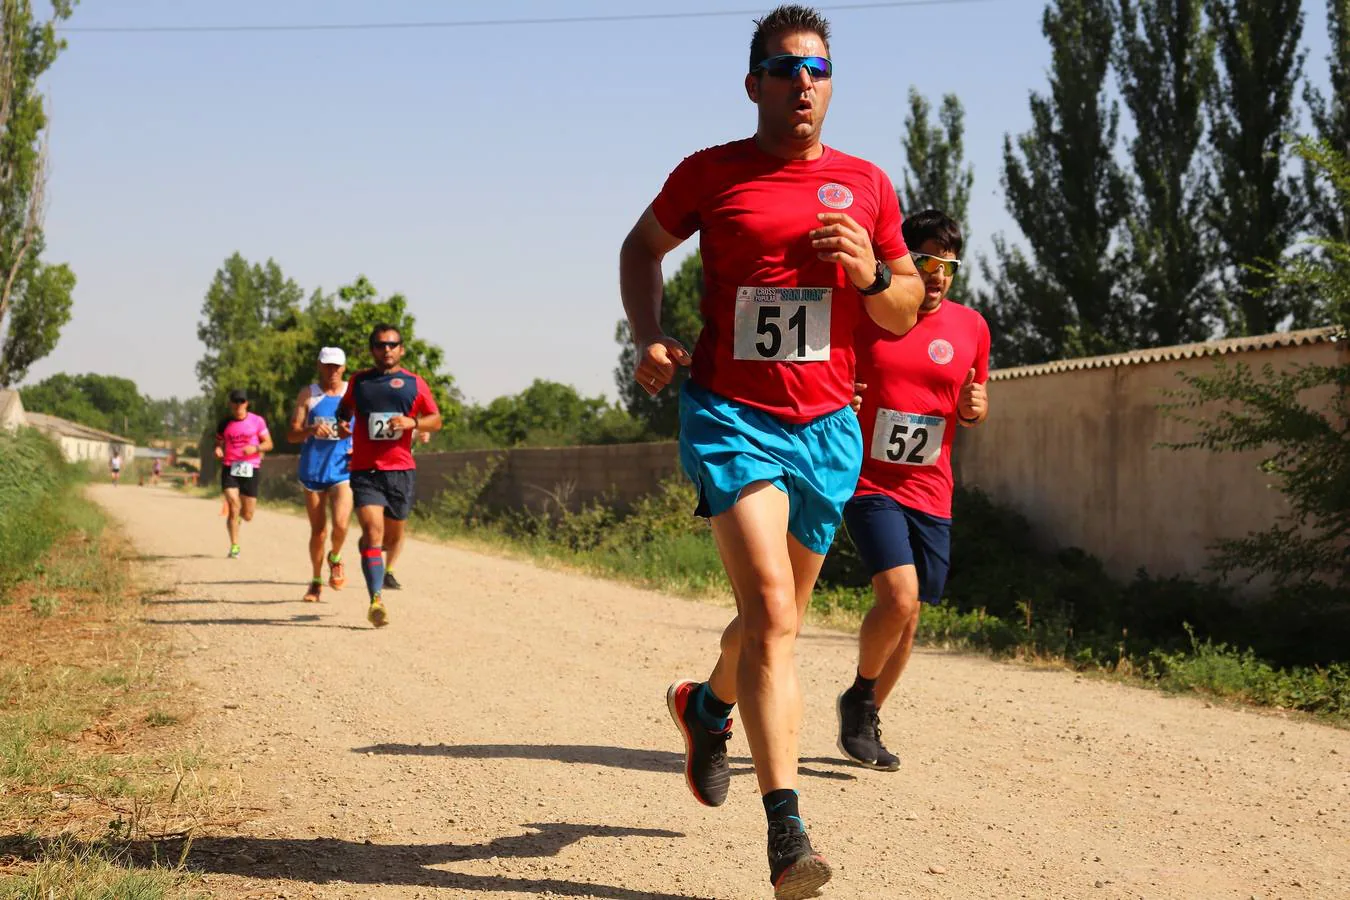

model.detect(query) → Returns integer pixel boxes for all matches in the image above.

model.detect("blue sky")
[27,0,1335,403]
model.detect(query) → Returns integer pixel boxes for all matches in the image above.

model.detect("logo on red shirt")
[928,339,955,365]
[817,183,854,209]
[389,378,405,389]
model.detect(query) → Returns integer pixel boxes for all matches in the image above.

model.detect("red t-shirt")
[338,368,439,472]
[651,139,907,423]
[854,301,991,518]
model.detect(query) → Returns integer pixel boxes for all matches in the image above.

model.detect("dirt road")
[91,485,1348,899]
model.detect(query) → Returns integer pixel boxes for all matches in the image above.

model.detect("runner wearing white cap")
[286,347,355,603]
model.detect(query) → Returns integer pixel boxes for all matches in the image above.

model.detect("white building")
[24,411,136,464]
[0,389,24,432]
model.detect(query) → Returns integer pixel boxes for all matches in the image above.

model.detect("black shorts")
[351,468,416,521]
[843,493,953,603]
[220,466,260,498]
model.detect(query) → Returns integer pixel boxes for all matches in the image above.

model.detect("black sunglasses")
[752,54,832,80]
[371,340,402,350]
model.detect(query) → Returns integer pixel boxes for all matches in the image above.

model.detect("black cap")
[228,389,248,404]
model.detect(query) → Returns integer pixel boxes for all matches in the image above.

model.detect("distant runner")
[287,347,355,604]
[214,389,274,559]
[109,451,122,486]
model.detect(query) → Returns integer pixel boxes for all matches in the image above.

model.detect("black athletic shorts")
[220,465,260,498]
[350,468,416,521]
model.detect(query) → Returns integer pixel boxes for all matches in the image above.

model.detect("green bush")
[0,429,76,601]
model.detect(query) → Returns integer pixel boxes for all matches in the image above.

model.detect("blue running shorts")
[678,381,863,555]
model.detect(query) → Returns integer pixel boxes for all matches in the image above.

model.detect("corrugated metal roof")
[990,326,1343,381]
[24,411,133,444]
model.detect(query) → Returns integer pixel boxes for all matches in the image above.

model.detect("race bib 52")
[870,409,946,467]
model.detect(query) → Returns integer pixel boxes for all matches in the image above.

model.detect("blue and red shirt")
[338,368,438,472]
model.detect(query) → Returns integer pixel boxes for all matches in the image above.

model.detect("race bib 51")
[732,286,831,362]
[870,410,946,467]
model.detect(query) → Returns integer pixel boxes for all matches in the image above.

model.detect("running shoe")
[367,595,388,628]
[768,819,832,900]
[666,680,732,807]
[303,580,322,603]
[836,689,900,771]
[227,544,241,559]
[382,571,402,591]
[328,559,346,590]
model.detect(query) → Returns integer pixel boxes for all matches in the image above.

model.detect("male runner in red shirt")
[836,209,990,770]
[620,6,924,896]
[337,324,442,628]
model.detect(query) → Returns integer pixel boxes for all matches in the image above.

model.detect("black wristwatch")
[858,258,891,296]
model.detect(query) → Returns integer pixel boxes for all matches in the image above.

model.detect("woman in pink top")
[213,388,274,558]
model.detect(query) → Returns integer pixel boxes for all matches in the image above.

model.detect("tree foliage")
[1114,0,1220,346]
[976,0,1131,366]
[1204,0,1308,334]
[0,0,77,387]
[1165,139,1350,594]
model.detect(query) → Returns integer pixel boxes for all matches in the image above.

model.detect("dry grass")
[0,495,236,897]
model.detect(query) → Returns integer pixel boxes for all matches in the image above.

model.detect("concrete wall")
[254,441,683,514]
[247,334,1343,585]
[954,337,1347,582]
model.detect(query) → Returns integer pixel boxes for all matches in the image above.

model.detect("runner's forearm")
[414,413,442,434]
[862,269,925,337]
[620,230,666,348]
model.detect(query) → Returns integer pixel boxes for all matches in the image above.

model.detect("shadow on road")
[0,824,705,898]
[178,579,311,587]
[142,614,367,631]
[352,742,856,782]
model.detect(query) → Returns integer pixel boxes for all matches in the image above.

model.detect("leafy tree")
[614,252,703,438]
[1204,0,1308,335]
[21,372,161,440]
[899,89,975,302]
[195,258,462,440]
[304,275,461,421]
[470,379,641,447]
[1304,0,1350,244]
[1164,138,1349,595]
[975,0,1131,366]
[1114,0,1220,346]
[0,262,73,386]
[195,252,306,416]
[0,1,77,387]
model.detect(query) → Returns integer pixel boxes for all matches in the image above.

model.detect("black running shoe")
[665,679,732,807]
[768,819,832,900]
[382,571,402,590]
[836,688,901,771]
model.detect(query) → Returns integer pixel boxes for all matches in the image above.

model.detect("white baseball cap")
[318,346,346,366]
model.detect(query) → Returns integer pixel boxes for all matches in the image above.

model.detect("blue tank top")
[298,384,353,485]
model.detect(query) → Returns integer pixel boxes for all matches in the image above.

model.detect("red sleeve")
[337,376,357,420]
[650,151,708,240]
[873,168,908,262]
[974,314,991,383]
[413,376,439,417]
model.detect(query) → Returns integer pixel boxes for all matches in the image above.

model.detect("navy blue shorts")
[351,469,416,521]
[843,493,952,603]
